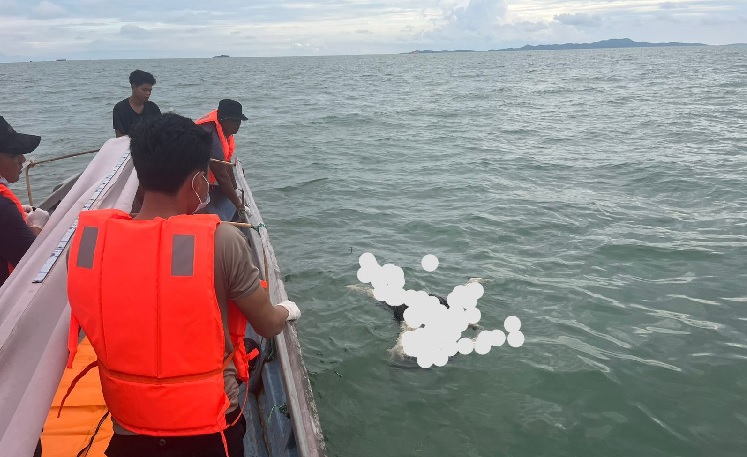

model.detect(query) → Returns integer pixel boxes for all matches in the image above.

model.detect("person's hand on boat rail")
[276,299,301,321]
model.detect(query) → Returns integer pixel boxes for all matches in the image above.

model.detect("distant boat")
[213,54,230,58]
[56,59,66,61]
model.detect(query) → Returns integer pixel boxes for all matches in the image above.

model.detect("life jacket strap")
[66,314,81,369]
[57,360,98,418]
[222,346,259,457]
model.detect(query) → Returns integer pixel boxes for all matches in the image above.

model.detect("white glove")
[26,207,50,229]
[22,205,33,213]
[276,300,301,321]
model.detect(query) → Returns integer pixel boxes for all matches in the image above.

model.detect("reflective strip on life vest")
[171,234,195,276]
[74,226,98,269]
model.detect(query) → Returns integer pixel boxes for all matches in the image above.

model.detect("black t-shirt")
[112,98,162,136]
[0,194,36,286]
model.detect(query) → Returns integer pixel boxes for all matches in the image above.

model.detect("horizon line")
[2,41,745,64]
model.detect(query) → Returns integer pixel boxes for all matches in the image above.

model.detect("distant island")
[404,38,710,54]
[404,49,475,54]
[212,54,230,58]
[492,38,706,51]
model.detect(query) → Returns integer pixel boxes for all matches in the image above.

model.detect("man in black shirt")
[112,70,162,137]
[0,116,49,287]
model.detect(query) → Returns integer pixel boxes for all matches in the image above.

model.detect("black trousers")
[104,408,246,457]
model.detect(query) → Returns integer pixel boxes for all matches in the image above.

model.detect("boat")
[0,136,326,456]
[213,55,230,58]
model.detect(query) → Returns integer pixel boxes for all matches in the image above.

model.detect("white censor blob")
[457,338,474,355]
[507,331,525,348]
[357,252,524,368]
[490,330,506,347]
[504,316,521,333]
[421,254,439,272]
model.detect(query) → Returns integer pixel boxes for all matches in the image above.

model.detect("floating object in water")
[357,252,524,368]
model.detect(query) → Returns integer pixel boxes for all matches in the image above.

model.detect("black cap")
[217,99,248,121]
[0,116,41,155]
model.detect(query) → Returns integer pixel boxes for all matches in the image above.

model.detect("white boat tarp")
[0,137,137,457]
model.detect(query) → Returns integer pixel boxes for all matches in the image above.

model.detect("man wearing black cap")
[0,116,50,287]
[195,99,249,220]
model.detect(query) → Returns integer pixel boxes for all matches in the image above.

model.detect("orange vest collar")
[195,110,236,185]
[0,183,26,222]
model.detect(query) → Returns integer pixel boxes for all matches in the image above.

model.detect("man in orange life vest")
[66,114,301,457]
[0,116,50,287]
[195,99,248,220]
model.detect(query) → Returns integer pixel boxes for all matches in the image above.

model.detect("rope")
[26,149,98,167]
[266,403,288,423]
[25,166,33,206]
[227,221,267,237]
[75,410,109,457]
[253,222,267,235]
[24,148,99,206]
[210,158,235,166]
[267,404,279,422]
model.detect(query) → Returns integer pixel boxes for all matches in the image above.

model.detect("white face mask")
[191,172,210,213]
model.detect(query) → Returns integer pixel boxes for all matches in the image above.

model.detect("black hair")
[129,69,156,87]
[129,113,211,195]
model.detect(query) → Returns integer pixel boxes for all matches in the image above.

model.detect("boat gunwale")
[234,157,327,457]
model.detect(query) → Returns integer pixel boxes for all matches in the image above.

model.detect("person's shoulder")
[0,193,14,209]
[214,222,251,265]
[200,122,217,133]
[113,98,130,113]
[215,222,245,243]
[0,195,22,222]
[146,101,161,112]
[0,193,17,209]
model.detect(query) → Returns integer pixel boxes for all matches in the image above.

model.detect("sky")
[0,0,745,62]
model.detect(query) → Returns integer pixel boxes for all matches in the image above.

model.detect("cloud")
[30,1,66,19]
[119,24,151,39]
[553,13,602,28]
[1,0,747,61]
[445,0,508,33]
[0,0,22,15]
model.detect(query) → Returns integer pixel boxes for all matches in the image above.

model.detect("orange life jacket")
[0,182,26,274]
[66,209,257,437]
[195,110,235,185]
